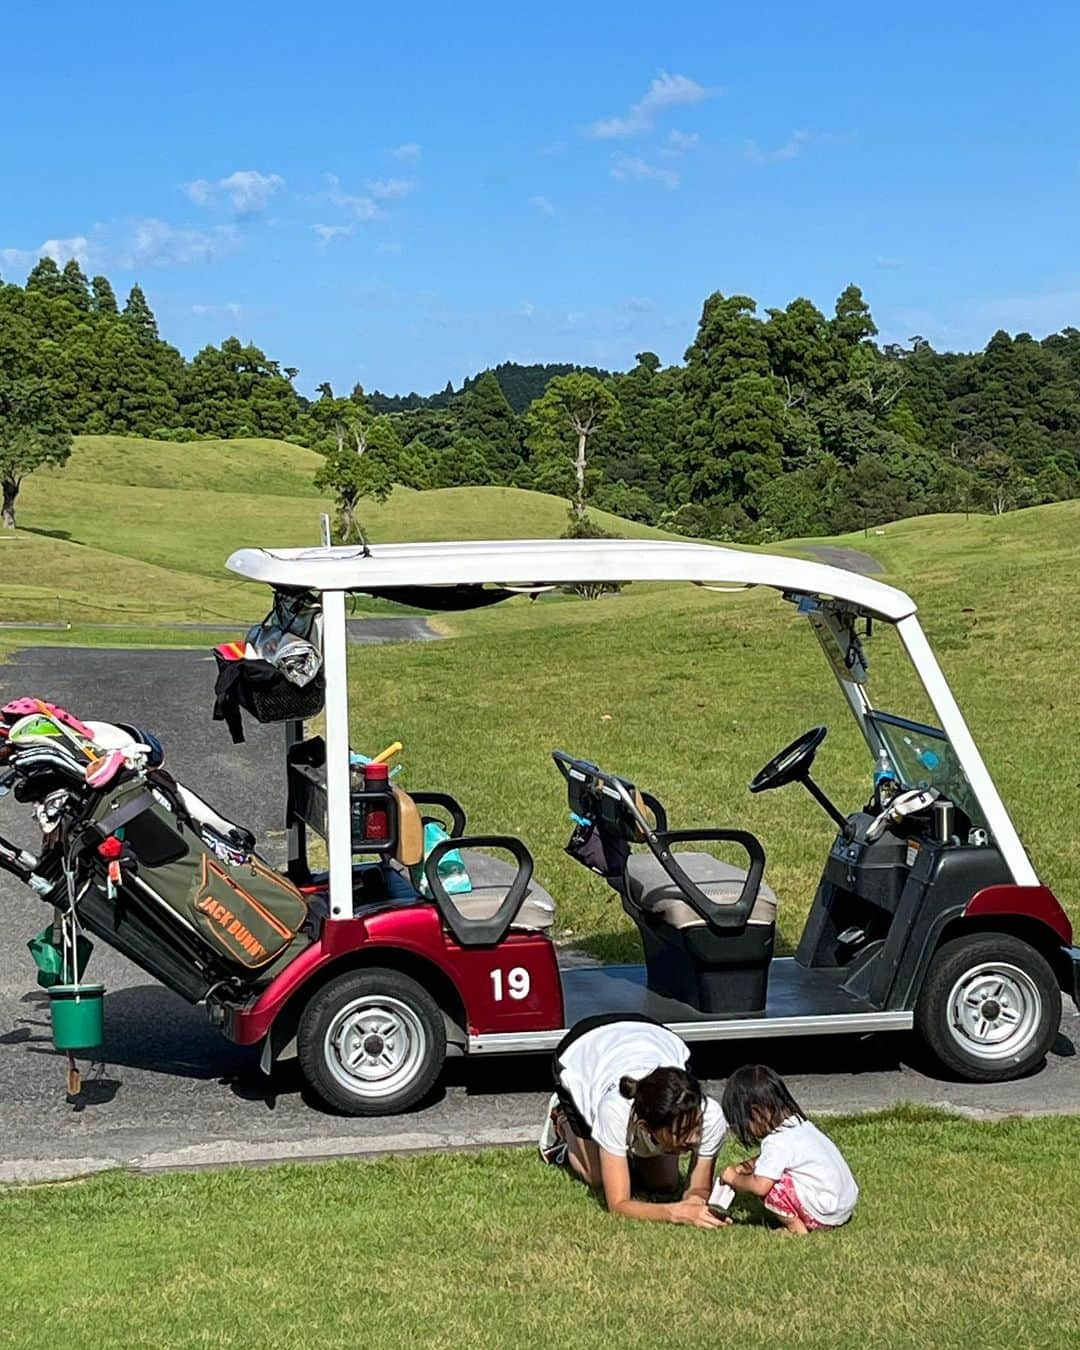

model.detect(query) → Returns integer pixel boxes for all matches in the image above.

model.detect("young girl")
[539,1014,728,1227]
[719,1064,858,1234]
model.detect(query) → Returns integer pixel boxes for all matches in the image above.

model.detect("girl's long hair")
[619,1066,704,1145]
[721,1064,806,1148]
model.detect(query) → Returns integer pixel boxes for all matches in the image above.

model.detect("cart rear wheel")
[297,967,446,1115]
[916,932,1060,1082]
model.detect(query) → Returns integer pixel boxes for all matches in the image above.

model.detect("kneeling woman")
[540,1016,727,1228]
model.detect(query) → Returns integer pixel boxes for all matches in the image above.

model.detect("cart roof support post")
[896,614,1037,886]
[321,588,353,920]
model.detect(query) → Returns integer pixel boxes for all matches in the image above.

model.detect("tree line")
[2,255,1079,539]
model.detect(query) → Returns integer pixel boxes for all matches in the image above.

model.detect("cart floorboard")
[468,958,914,1053]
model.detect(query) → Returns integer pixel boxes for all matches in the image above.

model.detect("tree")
[59,260,91,311]
[0,303,72,527]
[457,371,522,481]
[681,295,786,512]
[831,283,878,354]
[312,402,400,543]
[24,257,64,298]
[122,284,159,341]
[524,372,620,520]
[90,275,118,315]
[434,438,493,487]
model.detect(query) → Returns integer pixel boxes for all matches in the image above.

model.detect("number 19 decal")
[490,966,531,1001]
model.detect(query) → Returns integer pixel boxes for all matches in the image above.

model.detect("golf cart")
[1,538,1077,1115]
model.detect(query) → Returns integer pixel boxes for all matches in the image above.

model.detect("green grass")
[344,501,1080,958]
[2,1111,1078,1349]
[0,435,678,627]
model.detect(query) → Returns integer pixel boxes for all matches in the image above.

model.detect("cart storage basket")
[87,780,309,971]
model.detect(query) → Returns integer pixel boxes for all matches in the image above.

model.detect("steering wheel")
[749,726,828,794]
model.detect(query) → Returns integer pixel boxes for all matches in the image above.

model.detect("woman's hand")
[668,1196,727,1228]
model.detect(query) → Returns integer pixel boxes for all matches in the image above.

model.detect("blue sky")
[2,2,1079,396]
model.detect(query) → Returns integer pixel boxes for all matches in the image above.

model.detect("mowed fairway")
[0,435,678,627]
[1,1111,1078,1350]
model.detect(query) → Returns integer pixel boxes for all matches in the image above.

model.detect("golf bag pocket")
[192,854,308,969]
[565,819,629,884]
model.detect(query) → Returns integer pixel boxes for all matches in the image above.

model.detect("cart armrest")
[423,834,534,947]
[648,827,766,932]
[409,791,468,839]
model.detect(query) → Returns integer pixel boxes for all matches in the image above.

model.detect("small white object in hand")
[709,1180,735,1211]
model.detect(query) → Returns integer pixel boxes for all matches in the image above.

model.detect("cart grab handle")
[423,834,534,947]
[647,827,766,932]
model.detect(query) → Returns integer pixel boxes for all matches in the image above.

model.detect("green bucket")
[48,984,105,1052]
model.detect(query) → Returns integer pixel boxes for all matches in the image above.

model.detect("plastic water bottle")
[438,848,473,896]
[874,748,896,787]
[874,748,897,808]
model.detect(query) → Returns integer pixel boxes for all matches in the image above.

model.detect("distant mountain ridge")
[369,361,614,415]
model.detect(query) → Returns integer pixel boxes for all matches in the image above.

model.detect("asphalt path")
[805,545,885,576]
[1,646,1076,1182]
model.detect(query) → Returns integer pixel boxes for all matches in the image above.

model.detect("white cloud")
[191,302,244,318]
[519,300,536,317]
[1,235,92,268]
[326,173,380,220]
[185,169,284,215]
[120,218,241,267]
[745,129,811,164]
[663,130,700,155]
[875,256,906,270]
[220,170,284,215]
[610,156,680,190]
[184,178,214,207]
[312,223,354,245]
[588,71,716,139]
[530,194,555,216]
[376,241,404,256]
[368,177,414,200]
[390,142,422,160]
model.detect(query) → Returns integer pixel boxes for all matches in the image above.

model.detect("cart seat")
[450,849,556,932]
[625,854,778,928]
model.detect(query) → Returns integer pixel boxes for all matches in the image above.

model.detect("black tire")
[297,967,447,1115]
[915,932,1060,1082]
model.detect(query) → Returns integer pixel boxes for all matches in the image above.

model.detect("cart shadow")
[3,984,307,1111]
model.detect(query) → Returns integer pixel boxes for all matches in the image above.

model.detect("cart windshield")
[865,710,986,830]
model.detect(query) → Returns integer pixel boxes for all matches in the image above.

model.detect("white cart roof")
[225,538,916,620]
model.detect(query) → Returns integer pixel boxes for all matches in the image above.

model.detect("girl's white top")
[557,1021,726,1158]
[756,1116,858,1225]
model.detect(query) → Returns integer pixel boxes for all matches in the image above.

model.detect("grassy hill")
[0,435,679,627]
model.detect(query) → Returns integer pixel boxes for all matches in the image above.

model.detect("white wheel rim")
[324,994,427,1099]
[946,961,1042,1061]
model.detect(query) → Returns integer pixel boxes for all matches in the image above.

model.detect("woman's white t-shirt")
[755,1116,858,1225]
[557,1021,726,1158]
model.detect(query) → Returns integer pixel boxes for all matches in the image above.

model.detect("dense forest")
[3,254,1079,538]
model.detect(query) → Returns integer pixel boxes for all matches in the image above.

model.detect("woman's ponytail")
[619,1075,639,1100]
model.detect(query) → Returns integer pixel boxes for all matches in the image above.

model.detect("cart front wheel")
[297,967,447,1115]
[916,932,1060,1082]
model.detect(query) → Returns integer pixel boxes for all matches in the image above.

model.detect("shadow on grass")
[15,525,75,542]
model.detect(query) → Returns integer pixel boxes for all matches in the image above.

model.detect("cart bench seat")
[440,849,557,932]
[625,853,778,928]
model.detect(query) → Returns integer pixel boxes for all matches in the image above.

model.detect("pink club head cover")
[85,748,126,789]
[2,698,95,740]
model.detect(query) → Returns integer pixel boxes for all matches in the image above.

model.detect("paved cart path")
[1,648,1077,1182]
[804,545,885,576]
